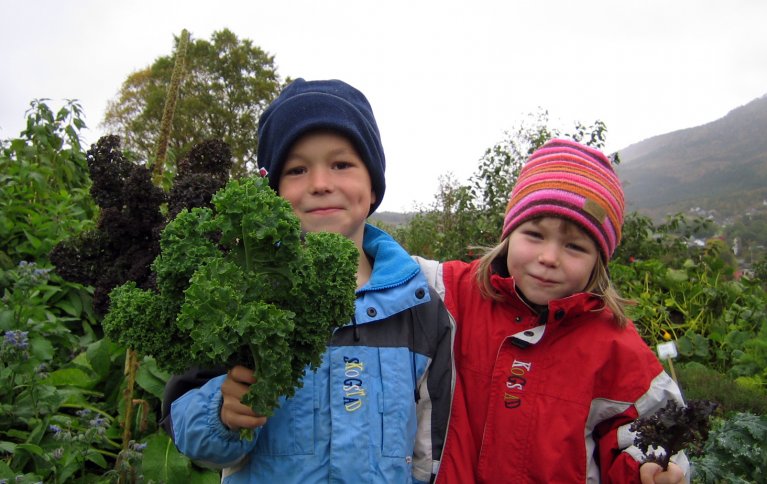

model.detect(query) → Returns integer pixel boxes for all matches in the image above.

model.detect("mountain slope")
[616,94,767,220]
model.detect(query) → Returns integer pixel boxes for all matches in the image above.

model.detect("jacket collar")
[359,224,419,293]
[489,271,606,348]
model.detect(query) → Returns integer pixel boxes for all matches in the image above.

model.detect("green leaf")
[141,432,193,484]
[14,442,44,457]
[0,441,16,453]
[23,230,42,250]
[136,357,170,399]
[86,449,109,468]
[190,467,223,483]
[29,336,54,361]
[55,299,78,316]
[43,367,96,389]
[0,460,15,479]
[0,308,13,329]
[86,338,119,380]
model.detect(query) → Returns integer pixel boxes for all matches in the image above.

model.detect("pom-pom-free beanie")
[257,78,386,215]
[501,138,624,261]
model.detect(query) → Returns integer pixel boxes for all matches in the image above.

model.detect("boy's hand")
[640,462,685,484]
[220,365,268,431]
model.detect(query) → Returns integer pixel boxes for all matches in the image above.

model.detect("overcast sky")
[2,0,766,212]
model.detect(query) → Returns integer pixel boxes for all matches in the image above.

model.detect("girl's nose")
[537,245,560,267]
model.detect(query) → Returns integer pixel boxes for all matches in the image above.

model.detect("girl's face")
[506,217,599,306]
[278,131,375,250]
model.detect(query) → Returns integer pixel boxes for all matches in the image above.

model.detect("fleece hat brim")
[501,138,625,261]
[257,79,386,215]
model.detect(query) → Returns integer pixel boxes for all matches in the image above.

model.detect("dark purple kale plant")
[50,135,232,316]
[630,399,719,469]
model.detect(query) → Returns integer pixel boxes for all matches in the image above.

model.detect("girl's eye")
[567,241,594,254]
[523,230,543,239]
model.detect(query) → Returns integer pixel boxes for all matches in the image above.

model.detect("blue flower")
[89,415,108,429]
[49,424,62,434]
[3,330,29,350]
[76,409,91,418]
[33,268,51,278]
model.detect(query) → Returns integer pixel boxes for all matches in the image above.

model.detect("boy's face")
[506,217,598,306]
[278,131,375,248]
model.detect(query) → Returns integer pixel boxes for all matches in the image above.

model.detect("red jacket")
[431,259,684,483]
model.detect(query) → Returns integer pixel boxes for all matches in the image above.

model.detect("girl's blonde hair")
[474,221,632,327]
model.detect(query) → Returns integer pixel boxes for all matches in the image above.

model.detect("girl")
[418,139,687,483]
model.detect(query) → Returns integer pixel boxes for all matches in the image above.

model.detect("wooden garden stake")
[657,341,679,385]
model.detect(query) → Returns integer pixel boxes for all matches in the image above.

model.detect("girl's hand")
[220,365,268,431]
[639,462,685,484]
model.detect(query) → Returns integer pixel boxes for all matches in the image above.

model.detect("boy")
[161,79,453,483]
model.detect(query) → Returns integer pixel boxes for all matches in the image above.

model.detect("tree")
[393,174,479,261]
[395,110,610,261]
[102,28,284,176]
[613,212,712,266]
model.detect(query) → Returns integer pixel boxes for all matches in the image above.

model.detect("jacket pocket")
[379,348,417,458]
[253,371,315,456]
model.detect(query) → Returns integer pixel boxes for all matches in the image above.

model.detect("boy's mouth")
[306,206,343,215]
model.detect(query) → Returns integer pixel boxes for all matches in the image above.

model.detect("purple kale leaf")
[630,399,718,469]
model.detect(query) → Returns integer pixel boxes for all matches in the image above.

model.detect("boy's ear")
[370,190,377,206]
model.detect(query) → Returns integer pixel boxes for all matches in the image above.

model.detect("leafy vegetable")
[50,136,232,315]
[102,176,358,416]
[630,399,718,469]
[691,412,767,483]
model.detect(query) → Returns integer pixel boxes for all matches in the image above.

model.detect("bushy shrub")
[0,100,95,265]
[675,362,767,415]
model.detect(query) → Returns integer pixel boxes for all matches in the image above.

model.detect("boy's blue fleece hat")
[257,78,386,215]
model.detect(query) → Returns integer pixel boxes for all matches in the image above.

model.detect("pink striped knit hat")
[501,138,624,261]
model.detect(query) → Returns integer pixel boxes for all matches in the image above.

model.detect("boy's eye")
[283,166,306,176]
[333,161,353,170]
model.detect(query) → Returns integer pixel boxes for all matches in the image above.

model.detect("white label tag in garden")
[657,341,678,359]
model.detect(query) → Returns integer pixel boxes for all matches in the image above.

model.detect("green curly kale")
[103,176,358,416]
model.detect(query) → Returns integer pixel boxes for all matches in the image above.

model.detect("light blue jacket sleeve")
[171,374,259,466]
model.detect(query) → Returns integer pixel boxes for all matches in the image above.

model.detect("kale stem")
[241,185,252,271]
[247,342,259,375]
[237,342,261,442]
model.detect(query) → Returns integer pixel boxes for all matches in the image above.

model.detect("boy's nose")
[309,169,333,193]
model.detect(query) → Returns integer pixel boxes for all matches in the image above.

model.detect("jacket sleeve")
[411,276,455,482]
[160,366,226,437]
[168,374,259,467]
[598,370,690,483]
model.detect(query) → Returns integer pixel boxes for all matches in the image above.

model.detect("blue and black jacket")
[161,225,454,483]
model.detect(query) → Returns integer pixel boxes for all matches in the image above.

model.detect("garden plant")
[2,98,766,482]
